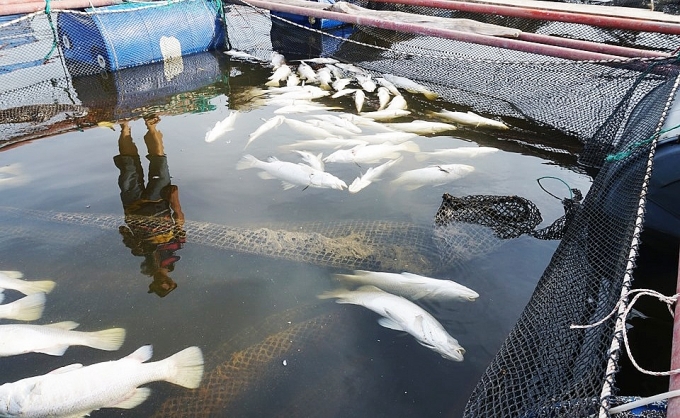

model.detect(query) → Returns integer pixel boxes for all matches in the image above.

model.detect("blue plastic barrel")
[57,0,225,76]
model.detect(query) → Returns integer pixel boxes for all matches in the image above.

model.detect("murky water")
[0,51,592,417]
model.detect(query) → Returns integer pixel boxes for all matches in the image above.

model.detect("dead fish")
[205,111,239,143]
[359,109,411,121]
[284,118,338,139]
[271,51,286,69]
[383,120,456,134]
[348,157,402,193]
[0,271,55,295]
[236,155,347,190]
[415,146,499,161]
[297,61,318,83]
[377,87,391,110]
[391,164,475,190]
[245,115,286,149]
[382,74,438,100]
[429,110,509,130]
[355,74,377,93]
[324,141,419,164]
[354,90,365,113]
[293,150,325,171]
[265,64,292,87]
[0,293,46,322]
[375,77,401,96]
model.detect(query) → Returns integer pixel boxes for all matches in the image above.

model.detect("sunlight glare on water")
[0,51,591,417]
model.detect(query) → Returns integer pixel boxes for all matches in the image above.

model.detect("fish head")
[439,344,466,362]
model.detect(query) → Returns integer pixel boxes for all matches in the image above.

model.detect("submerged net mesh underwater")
[1,0,679,416]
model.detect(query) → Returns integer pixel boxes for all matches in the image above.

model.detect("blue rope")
[42,0,58,62]
[537,176,573,200]
[605,123,680,163]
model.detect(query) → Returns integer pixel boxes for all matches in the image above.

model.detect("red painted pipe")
[246,0,629,61]
[668,248,680,418]
[518,32,669,58]
[0,0,121,16]
[370,0,680,35]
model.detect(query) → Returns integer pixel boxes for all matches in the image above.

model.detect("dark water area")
[0,51,594,416]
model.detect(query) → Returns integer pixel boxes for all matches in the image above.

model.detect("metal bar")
[518,32,669,58]
[370,0,680,35]
[245,0,629,61]
[668,246,680,418]
[0,0,122,16]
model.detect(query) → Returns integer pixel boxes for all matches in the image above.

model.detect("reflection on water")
[0,50,592,417]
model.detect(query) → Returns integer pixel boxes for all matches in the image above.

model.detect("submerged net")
[2,0,679,416]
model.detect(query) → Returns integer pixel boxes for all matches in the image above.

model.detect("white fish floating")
[306,114,362,134]
[338,114,396,132]
[354,89,365,113]
[352,131,417,144]
[331,88,359,99]
[377,87,391,110]
[281,138,370,151]
[305,119,358,138]
[273,103,339,115]
[348,157,402,193]
[223,49,261,62]
[298,57,339,65]
[265,64,292,87]
[273,87,330,101]
[204,111,239,143]
[271,51,286,69]
[297,61,318,83]
[0,345,204,417]
[359,109,411,121]
[318,285,465,361]
[324,141,419,165]
[430,109,509,130]
[0,293,46,322]
[335,62,369,76]
[0,322,126,357]
[284,118,338,139]
[375,77,401,96]
[335,270,479,302]
[391,164,475,190]
[316,67,333,90]
[0,271,55,296]
[415,146,499,162]
[286,72,301,87]
[236,155,347,190]
[383,120,457,135]
[355,74,377,93]
[386,95,408,110]
[381,73,439,100]
[245,115,286,149]
[331,78,352,92]
[293,150,325,171]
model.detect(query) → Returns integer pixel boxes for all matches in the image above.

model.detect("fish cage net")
[1,0,680,416]
[221,4,679,415]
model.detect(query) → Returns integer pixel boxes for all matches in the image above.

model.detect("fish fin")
[235,154,260,170]
[12,279,55,296]
[127,345,154,362]
[37,344,70,356]
[317,288,353,301]
[0,270,24,280]
[377,317,405,331]
[48,363,84,374]
[281,181,297,190]
[257,172,276,180]
[108,387,151,409]
[2,293,46,321]
[46,321,79,330]
[410,290,431,300]
[162,346,204,389]
[83,327,126,351]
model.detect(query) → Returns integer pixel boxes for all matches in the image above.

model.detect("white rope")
[572,288,680,377]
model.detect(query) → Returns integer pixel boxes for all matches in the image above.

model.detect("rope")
[572,288,679,376]
[42,0,59,62]
[605,122,680,162]
[536,176,573,200]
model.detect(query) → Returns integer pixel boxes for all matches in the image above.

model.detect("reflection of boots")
[143,114,164,156]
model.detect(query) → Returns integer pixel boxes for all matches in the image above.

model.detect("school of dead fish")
[0,52,509,417]
[213,50,509,193]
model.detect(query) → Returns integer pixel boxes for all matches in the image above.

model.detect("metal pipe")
[245,0,629,61]
[0,0,121,16]
[667,246,680,418]
[370,0,680,35]
[517,32,669,58]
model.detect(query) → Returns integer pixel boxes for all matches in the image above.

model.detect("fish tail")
[401,141,420,154]
[0,270,23,280]
[2,293,46,321]
[162,346,204,389]
[235,154,261,170]
[83,327,126,351]
[317,288,354,301]
[15,279,56,295]
[423,91,439,100]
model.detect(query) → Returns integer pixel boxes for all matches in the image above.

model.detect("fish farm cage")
[1,0,680,416]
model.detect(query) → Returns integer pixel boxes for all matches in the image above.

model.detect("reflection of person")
[113,115,185,297]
